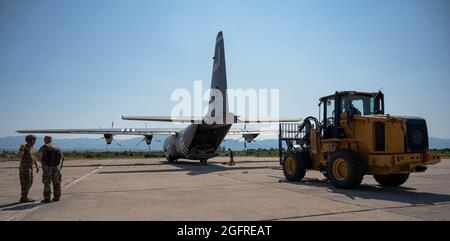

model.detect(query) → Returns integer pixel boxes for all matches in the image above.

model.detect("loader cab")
[319,91,384,139]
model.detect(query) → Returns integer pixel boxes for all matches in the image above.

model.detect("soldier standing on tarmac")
[17,135,40,203]
[38,136,63,203]
[228,148,235,166]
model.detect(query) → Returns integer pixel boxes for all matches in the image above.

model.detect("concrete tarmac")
[1,157,449,221]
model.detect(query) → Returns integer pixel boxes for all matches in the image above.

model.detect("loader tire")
[327,150,364,189]
[282,150,307,181]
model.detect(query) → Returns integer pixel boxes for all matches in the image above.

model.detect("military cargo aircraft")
[17,32,299,164]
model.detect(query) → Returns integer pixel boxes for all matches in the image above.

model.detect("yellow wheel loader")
[279,91,441,189]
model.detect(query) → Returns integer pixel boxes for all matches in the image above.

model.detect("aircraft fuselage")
[163,123,231,161]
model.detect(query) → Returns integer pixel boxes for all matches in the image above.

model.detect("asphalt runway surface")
[1,157,449,220]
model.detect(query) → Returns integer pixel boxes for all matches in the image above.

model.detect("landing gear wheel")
[167,156,177,163]
[374,173,409,187]
[200,159,208,165]
[327,150,364,189]
[282,150,306,181]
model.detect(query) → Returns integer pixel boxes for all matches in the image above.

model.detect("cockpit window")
[341,95,380,116]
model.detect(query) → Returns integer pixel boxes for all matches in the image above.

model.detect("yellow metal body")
[310,114,441,175]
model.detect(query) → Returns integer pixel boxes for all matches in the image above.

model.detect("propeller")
[143,123,162,142]
[136,137,151,151]
[136,132,161,151]
[136,138,146,146]
[234,124,258,149]
[234,136,245,148]
[113,139,122,146]
[97,133,121,151]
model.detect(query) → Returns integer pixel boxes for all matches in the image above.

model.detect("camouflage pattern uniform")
[39,143,62,201]
[228,148,235,166]
[19,144,36,200]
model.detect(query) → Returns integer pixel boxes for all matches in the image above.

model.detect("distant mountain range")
[0,136,449,151]
[0,135,279,151]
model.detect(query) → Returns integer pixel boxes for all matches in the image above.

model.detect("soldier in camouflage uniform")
[38,136,63,203]
[17,135,40,203]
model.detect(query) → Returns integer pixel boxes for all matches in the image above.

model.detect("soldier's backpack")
[20,145,34,166]
[42,145,62,166]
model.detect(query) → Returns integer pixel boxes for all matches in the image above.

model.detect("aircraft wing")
[234,117,300,123]
[122,115,300,123]
[16,128,182,135]
[121,116,203,123]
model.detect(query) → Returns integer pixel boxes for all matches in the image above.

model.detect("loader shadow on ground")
[285,177,450,205]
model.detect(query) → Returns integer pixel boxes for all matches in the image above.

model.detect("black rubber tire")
[282,150,307,181]
[167,156,176,163]
[327,150,364,189]
[373,174,409,187]
[200,159,208,165]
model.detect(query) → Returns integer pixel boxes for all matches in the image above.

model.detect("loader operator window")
[344,99,363,115]
[326,99,335,126]
[341,95,377,116]
[321,97,337,139]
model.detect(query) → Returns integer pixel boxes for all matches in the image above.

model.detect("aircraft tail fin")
[204,31,229,123]
[122,32,300,125]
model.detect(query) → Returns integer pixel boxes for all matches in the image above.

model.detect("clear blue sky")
[1,0,449,138]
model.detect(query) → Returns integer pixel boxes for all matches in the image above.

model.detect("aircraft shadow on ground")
[91,160,450,206]
[0,159,276,170]
[97,160,274,176]
[287,177,450,206]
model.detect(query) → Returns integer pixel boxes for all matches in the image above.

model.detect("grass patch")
[1,148,448,162]
[430,148,450,158]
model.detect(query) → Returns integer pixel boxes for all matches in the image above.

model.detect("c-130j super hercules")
[17,31,299,165]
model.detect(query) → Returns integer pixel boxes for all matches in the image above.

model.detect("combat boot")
[52,197,60,202]
[19,197,35,203]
